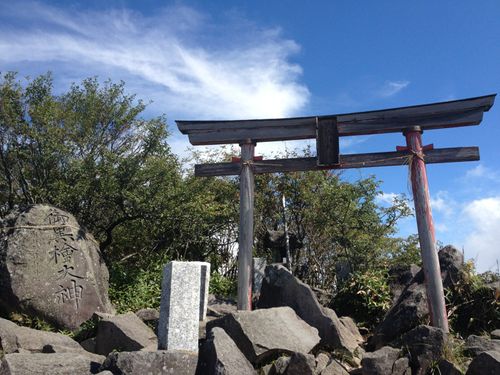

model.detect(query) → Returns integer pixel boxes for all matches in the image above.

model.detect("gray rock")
[207,306,320,365]
[95,312,157,356]
[135,308,160,322]
[101,350,198,375]
[315,352,330,374]
[96,372,114,375]
[464,335,500,357]
[207,295,237,318]
[272,356,291,374]
[388,264,421,303]
[436,359,463,375]
[198,327,255,375]
[339,316,364,344]
[361,346,400,375]
[0,317,84,354]
[284,352,315,375]
[260,364,273,375]
[0,205,114,330]
[438,245,464,287]
[465,350,500,375]
[401,325,446,375]
[321,359,349,375]
[370,246,463,349]
[392,357,411,375]
[257,265,359,354]
[491,329,500,339]
[0,352,103,374]
[80,337,97,353]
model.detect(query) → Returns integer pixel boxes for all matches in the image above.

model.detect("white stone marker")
[192,261,211,321]
[158,261,201,352]
[252,257,267,299]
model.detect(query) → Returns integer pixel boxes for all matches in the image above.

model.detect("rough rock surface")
[0,352,103,375]
[272,356,291,374]
[258,265,359,353]
[0,205,114,330]
[401,325,446,375]
[0,317,85,354]
[315,352,330,374]
[464,335,500,357]
[206,306,320,365]
[339,316,364,344]
[321,359,349,375]
[197,327,255,375]
[370,246,463,349]
[284,352,315,375]
[465,350,500,375]
[361,346,401,375]
[95,312,157,355]
[101,350,198,375]
[436,359,463,375]
[491,329,500,340]
[388,264,421,303]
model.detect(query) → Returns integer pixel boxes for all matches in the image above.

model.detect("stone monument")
[0,205,114,330]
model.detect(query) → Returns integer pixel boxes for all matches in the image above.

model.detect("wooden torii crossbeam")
[176,94,496,332]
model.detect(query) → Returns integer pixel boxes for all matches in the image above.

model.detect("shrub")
[331,269,392,329]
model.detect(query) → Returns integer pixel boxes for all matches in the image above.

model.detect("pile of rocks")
[1,205,499,374]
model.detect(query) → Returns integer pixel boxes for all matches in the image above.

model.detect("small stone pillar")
[158,261,203,351]
[252,258,267,300]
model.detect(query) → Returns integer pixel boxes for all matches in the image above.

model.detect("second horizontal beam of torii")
[176,93,496,334]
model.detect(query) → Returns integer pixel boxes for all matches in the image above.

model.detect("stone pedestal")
[158,262,200,351]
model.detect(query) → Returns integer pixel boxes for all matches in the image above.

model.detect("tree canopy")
[1,72,418,312]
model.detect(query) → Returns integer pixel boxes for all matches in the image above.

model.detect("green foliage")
[332,269,392,329]
[446,261,500,337]
[109,254,167,313]
[8,312,58,333]
[253,148,414,289]
[209,271,237,298]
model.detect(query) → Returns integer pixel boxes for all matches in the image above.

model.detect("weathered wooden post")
[237,140,255,310]
[404,127,449,332]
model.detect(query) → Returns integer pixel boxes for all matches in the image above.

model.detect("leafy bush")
[446,261,500,337]
[331,269,392,329]
[108,255,166,313]
[209,271,237,298]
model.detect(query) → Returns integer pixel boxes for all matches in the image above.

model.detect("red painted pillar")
[404,127,449,332]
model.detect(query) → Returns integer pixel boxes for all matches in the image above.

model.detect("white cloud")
[462,197,500,272]
[0,2,309,120]
[464,164,500,181]
[377,80,410,98]
[376,192,399,206]
[430,191,455,216]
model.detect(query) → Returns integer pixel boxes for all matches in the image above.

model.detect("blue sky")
[1,1,499,272]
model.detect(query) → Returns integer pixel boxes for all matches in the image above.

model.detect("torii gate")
[177,94,496,332]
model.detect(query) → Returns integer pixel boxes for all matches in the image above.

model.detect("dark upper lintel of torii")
[176,94,496,146]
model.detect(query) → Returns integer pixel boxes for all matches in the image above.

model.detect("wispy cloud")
[462,197,500,272]
[430,191,455,217]
[464,164,500,181]
[377,80,410,98]
[0,2,309,120]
